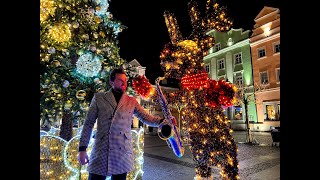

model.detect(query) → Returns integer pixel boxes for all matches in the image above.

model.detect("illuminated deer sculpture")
[159,0,239,179]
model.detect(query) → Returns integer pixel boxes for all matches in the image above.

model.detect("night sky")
[109,0,280,84]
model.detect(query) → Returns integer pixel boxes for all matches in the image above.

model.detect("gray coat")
[79,89,161,176]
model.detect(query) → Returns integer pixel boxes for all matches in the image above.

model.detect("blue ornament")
[63,80,70,88]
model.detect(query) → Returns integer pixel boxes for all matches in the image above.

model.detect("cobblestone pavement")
[142,130,280,180]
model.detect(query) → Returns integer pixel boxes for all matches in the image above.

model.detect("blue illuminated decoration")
[76,51,102,78]
[94,0,109,17]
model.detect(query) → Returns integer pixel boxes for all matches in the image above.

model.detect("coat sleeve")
[133,98,162,127]
[79,93,99,151]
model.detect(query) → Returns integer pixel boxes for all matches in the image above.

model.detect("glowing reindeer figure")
[159,0,239,179]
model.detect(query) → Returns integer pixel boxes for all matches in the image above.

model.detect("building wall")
[203,28,257,129]
[250,6,280,130]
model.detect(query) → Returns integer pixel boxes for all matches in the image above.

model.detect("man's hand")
[171,117,177,126]
[78,151,89,165]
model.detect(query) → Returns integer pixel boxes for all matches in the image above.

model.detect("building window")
[234,53,242,65]
[215,43,221,51]
[266,105,276,120]
[276,68,280,82]
[260,71,269,84]
[234,106,242,120]
[258,48,266,58]
[205,64,210,73]
[274,43,280,53]
[218,59,225,70]
[234,72,243,85]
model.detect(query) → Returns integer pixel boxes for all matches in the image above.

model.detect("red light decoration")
[205,79,236,108]
[132,75,155,100]
[181,72,210,90]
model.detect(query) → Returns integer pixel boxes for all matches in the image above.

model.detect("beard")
[114,86,126,93]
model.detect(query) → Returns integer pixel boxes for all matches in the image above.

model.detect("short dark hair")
[109,67,126,82]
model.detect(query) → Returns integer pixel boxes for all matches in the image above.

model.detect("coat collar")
[103,89,128,111]
[103,89,117,109]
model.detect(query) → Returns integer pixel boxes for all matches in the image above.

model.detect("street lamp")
[169,102,186,136]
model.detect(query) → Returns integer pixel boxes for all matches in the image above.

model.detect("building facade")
[250,6,280,131]
[203,28,257,130]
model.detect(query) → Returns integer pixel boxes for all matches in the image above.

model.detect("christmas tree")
[40,0,135,140]
[159,0,239,179]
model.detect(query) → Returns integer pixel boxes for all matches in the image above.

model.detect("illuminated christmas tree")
[159,0,239,179]
[40,0,135,140]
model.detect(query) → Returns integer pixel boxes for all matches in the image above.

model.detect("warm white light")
[262,22,272,37]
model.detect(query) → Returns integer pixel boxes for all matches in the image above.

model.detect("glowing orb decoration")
[40,135,75,180]
[76,52,102,77]
[40,127,145,180]
[127,127,145,180]
[48,23,72,43]
[63,135,94,180]
[40,0,56,22]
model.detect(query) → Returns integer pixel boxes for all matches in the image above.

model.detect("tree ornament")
[76,90,86,100]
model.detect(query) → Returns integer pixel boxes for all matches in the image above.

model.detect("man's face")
[110,73,127,93]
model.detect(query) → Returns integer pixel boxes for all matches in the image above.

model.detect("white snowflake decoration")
[94,0,109,17]
[76,52,102,77]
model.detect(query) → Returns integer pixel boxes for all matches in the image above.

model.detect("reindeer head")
[159,0,232,80]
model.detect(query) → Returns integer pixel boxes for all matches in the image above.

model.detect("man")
[78,68,172,180]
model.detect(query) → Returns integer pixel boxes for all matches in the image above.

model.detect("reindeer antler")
[164,11,183,45]
[188,0,202,32]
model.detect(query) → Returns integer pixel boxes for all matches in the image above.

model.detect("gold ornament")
[76,90,86,100]
[48,23,72,43]
[52,60,61,67]
[99,31,105,38]
[94,16,102,24]
[40,0,56,22]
